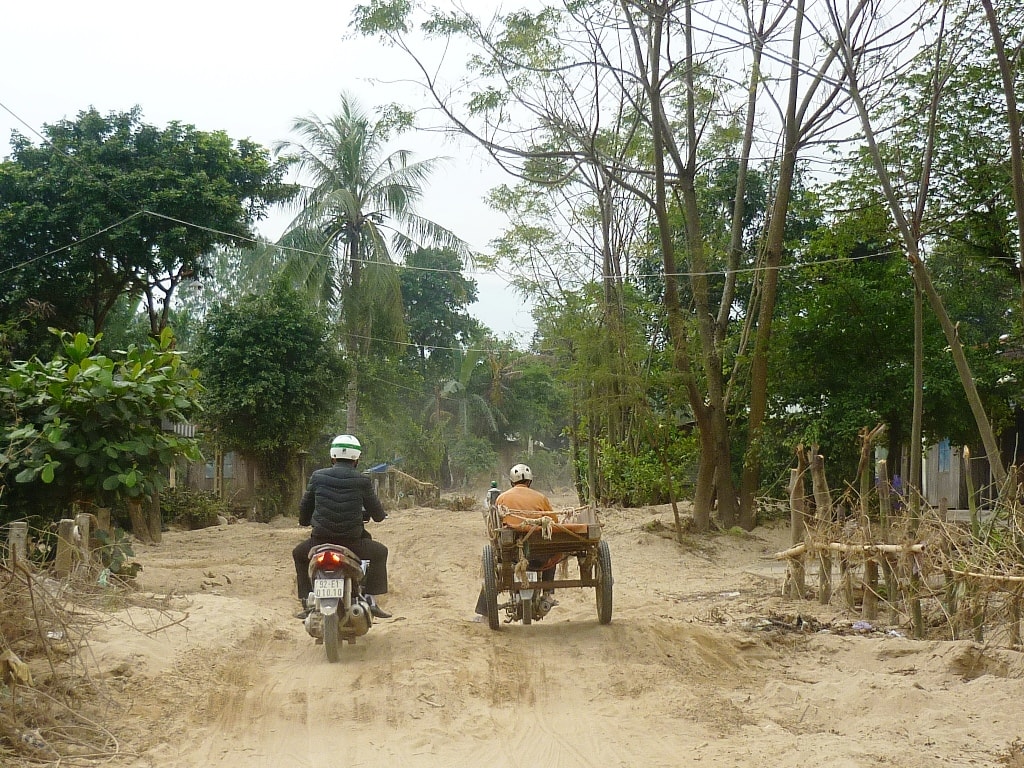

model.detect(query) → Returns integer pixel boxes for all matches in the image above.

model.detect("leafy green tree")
[0,107,294,358]
[0,328,202,538]
[530,281,658,504]
[399,247,480,378]
[273,95,469,433]
[191,281,347,519]
[500,356,566,447]
[357,368,443,483]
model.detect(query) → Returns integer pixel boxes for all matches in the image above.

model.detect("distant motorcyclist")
[473,463,555,620]
[485,480,500,509]
[293,435,391,620]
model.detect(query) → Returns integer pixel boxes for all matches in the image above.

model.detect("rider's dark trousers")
[293,532,388,601]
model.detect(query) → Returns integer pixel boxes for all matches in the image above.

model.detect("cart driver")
[472,463,556,620]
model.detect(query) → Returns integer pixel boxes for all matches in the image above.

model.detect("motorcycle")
[301,544,374,662]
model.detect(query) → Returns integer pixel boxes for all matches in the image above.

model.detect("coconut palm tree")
[274,94,471,431]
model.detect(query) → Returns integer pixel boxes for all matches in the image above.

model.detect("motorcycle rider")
[485,480,500,509]
[293,434,391,620]
[473,463,555,620]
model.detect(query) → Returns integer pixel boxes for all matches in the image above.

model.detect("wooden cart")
[480,504,613,630]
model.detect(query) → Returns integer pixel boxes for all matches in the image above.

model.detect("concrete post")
[75,513,92,573]
[54,519,76,576]
[7,521,28,565]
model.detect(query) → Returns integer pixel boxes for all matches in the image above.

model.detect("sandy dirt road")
[82,497,1024,768]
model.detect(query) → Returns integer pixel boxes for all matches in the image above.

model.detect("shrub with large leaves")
[0,328,202,523]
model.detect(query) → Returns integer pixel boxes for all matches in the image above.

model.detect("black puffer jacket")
[298,462,386,539]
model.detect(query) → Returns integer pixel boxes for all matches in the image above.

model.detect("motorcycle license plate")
[314,579,346,599]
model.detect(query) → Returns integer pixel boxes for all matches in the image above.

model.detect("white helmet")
[509,463,532,484]
[330,434,362,461]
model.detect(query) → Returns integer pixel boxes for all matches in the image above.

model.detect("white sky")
[0,0,536,339]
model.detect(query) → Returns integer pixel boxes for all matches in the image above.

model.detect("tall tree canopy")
[400,246,481,378]
[0,107,294,357]
[354,0,863,527]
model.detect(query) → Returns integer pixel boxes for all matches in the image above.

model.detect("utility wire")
[0,211,147,276]
[2,205,897,281]
[0,100,905,296]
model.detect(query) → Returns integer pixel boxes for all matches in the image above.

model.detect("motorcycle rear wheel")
[324,611,341,662]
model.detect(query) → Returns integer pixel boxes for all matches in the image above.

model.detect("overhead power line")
[0,205,896,282]
[0,99,903,295]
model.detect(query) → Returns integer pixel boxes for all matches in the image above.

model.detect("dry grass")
[0,532,145,766]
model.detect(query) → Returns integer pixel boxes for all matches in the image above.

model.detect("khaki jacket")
[494,484,553,512]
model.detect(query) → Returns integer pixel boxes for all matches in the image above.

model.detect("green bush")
[160,487,229,530]
[585,432,698,506]
[449,436,498,487]
[93,527,143,579]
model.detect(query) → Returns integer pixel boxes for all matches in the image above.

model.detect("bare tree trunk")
[858,425,885,620]
[345,370,359,433]
[691,418,715,532]
[911,281,923,495]
[676,1,739,530]
[147,493,162,545]
[569,393,587,505]
[740,0,804,531]
[737,0,860,529]
[637,1,715,532]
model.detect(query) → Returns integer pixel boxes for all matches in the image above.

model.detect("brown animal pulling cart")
[480,504,613,630]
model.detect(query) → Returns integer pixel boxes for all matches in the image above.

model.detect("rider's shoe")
[366,595,392,619]
[295,608,311,620]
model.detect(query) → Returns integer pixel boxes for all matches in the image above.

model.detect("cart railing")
[484,504,601,543]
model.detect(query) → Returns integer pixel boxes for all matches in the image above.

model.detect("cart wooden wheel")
[595,540,613,625]
[482,544,501,630]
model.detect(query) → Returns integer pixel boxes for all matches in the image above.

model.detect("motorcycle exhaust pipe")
[347,603,371,636]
